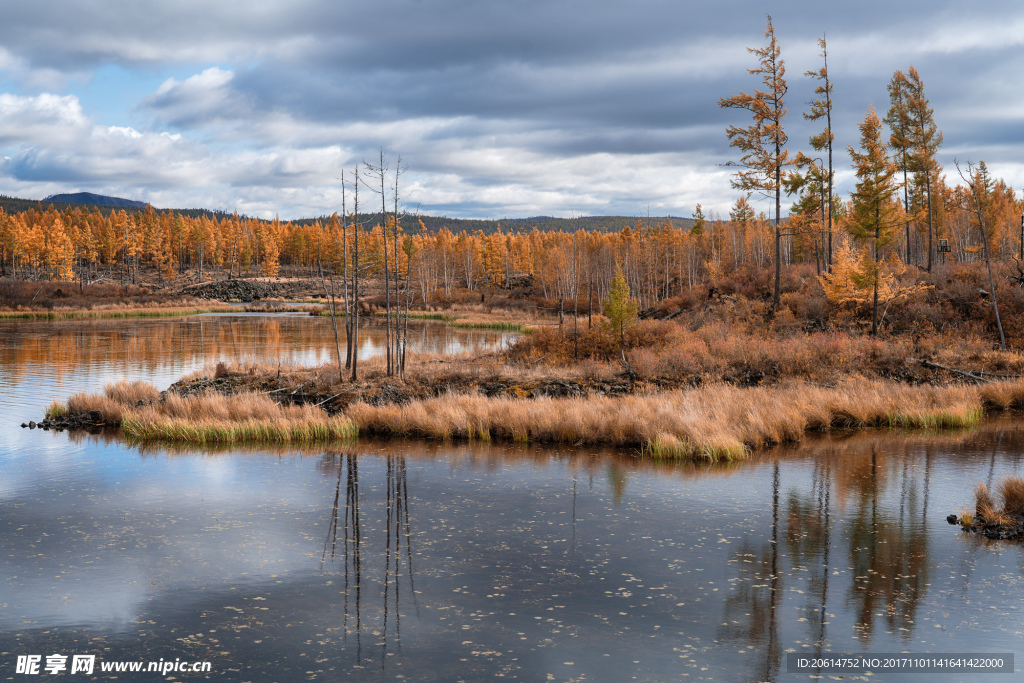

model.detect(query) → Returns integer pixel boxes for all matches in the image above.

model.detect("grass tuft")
[956,507,975,527]
[44,400,67,419]
[997,476,1024,516]
[975,482,995,517]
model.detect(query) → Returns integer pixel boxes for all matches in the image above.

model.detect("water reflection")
[320,453,366,663]
[0,315,514,426]
[7,331,1024,681]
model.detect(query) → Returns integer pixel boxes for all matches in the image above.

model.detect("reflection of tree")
[606,462,627,505]
[319,452,416,670]
[321,453,364,662]
[381,455,416,666]
[719,462,781,681]
[844,446,929,642]
[784,459,832,656]
[721,438,941,680]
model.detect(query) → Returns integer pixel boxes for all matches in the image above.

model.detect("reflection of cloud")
[0,449,325,630]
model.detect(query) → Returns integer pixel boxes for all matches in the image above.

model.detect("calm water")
[2,316,1024,681]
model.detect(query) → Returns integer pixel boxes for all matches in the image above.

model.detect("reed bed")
[50,369,1024,458]
[121,392,356,444]
[347,378,1000,461]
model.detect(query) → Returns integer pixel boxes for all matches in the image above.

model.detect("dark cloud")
[0,1,1023,218]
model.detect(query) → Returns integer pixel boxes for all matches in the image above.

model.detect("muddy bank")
[164,372,633,415]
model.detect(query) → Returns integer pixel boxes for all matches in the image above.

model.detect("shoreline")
[34,365,1024,460]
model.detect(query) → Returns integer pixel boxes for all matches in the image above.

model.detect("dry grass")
[346,377,992,461]
[122,410,356,444]
[66,391,124,424]
[51,357,1024,457]
[65,386,357,444]
[968,476,1024,528]
[104,379,161,405]
[509,318,1024,385]
[975,482,995,515]
[997,476,1024,516]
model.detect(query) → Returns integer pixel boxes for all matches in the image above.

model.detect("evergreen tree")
[803,36,835,269]
[718,14,791,310]
[602,267,638,349]
[848,106,902,335]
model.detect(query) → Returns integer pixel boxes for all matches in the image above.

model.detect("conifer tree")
[884,70,914,264]
[602,267,637,349]
[719,15,790,310]
[803,36,835,269]
[848,106,902,335]
[904,67,943,271]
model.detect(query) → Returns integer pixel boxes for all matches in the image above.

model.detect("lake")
[2,314,1023,681]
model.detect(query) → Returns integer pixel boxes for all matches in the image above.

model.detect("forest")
[3,22,1024,353]
[0,159,1020,327]
[21,16,1024,459]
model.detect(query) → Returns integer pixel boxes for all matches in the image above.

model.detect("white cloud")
[0,93,90,145]
[0,1,1023,219]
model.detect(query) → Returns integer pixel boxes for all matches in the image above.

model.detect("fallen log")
[917,359,993,383]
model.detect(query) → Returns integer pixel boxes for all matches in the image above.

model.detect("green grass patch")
[642,437,750,462]
[121,415,359,444]
[886,407,984,430]
[44,400,67,419]
[448,321,523,331]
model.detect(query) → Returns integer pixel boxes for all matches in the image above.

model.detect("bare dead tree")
[391,156,407,376]
[340,170,354,370]
[318,258,344,383]
[1009,256,1024,288]
[351,166,362,382]
[956,159,1005,350]
[364,150,394,375]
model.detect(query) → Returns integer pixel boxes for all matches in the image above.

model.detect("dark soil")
[181,279,282,302]
[164,371,634,416]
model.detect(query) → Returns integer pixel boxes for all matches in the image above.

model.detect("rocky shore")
[25,411,107,431]
[948,512,1024,540]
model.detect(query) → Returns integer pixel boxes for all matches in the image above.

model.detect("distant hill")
[43,192,149,209]
[0,192,694,234]
[0,194,239,221]
[293,213,695,235]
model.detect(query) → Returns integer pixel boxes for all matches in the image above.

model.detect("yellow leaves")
[819,242,931,309]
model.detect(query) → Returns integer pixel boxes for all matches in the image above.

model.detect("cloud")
[1,1,1023,219]
[145,67,246,129]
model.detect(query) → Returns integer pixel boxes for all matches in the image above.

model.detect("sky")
[0,0,1022,221]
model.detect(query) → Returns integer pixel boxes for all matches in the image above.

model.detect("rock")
[946,514,958,524]
[28,421,35,428]
[182,279,281,302]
